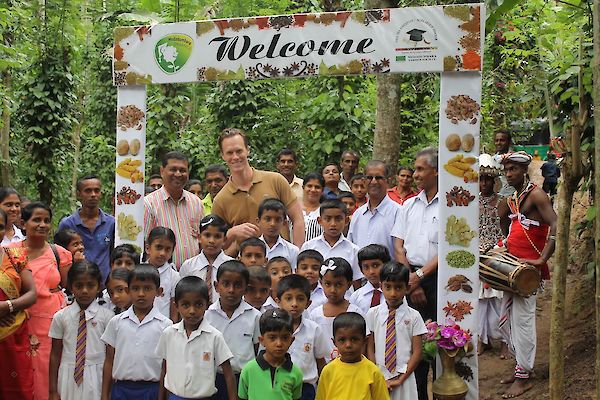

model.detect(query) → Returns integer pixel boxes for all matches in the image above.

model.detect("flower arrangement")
[423,319,473,360]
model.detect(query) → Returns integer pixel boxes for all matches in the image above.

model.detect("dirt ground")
[476,162,596,399]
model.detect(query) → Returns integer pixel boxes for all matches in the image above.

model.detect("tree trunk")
[366,0,401,168]
[549,36,587,400]
[593,0,600,398]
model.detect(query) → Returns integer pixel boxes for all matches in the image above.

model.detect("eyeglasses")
[364,175,386,181]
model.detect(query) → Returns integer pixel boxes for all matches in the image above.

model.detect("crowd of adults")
[0,127,558,400]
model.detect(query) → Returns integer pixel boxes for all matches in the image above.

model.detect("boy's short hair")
[319,199,347,215]
[247,265,271,286]
[337,191,356,201]
[129,264,161,288]
[175,276,209,303]
[277,274,311,299]
[258,198,286,219]
[239,237,267,256]
[297,249,324,265]
[333,312,366,338]
[349,173,366,186]
[217,260,250,285]
[259,308,294,335]
[320,257,353,282]
[380,261,410,285]
[200,214,229,234]
[266,256,291,271]
[107,267,131,286]
[358,244,391,266]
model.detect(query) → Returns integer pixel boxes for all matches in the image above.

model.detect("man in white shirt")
[348,160,401,257]
[391,147,439,400]
[276,148,304,202]
[338,150,360,192]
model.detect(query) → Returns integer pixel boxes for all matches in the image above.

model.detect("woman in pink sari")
[9,202,71,400]
[0,208,37,399]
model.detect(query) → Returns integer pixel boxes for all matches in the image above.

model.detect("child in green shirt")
[238,309,303,400]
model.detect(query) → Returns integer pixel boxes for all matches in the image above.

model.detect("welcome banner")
[112,4,483,85]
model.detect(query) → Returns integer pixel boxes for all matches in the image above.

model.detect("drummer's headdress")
[479,154,502,177]
[496,151,532,166]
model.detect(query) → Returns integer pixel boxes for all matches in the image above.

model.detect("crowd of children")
[44,196,432,400]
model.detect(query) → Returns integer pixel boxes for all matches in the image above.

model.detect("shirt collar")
[12,225,25,240]
[364,195,394,215]
[379,299,409,325]
[256,350,294,372]
[73,300,100,320]
[318,234,346,249]
[175,318,212,339]
[291,176,303,187]
[415,190,438,206]
[121,304,166,325]
[226,168,263,194]
[158,262,173,274]
[260,235,284,250]
[73,208,108,227]
[209,299,254,318]
[157,186,190,204]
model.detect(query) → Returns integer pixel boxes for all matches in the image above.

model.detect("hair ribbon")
[320,259,338,276]
[201,217,214,227]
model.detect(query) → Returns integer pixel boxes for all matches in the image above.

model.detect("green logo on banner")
[396,55,406,61]
[154,34,193,74]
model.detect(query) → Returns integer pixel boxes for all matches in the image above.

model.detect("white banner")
[437,71,482,399]
[113,4,484,85]
[114,86,147,254]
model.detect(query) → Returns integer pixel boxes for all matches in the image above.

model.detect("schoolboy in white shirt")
[244,265,275,313]
[300,199,363,289]
[295,250,327,314]
[276,275,329,400]
[156,276,237,400]
[257,198,300,270]
[350,244,391,314]
[205,260,261,400]
[101,265,173,400]
[180,215,233,303]
[366,262,426,400]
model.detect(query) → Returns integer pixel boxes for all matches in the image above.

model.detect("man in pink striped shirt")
[144,151,204,269]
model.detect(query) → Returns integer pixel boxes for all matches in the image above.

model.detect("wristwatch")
[415,269,425,279]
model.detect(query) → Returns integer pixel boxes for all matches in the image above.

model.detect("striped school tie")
[206,264,213,303]
[74,310,86,385]
[385,308,397,373]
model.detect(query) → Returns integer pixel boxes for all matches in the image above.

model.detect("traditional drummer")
[497,151,557,399]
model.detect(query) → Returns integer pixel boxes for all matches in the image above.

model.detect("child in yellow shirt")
[315,312,390,400]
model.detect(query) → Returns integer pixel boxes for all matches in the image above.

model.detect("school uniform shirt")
[239,351,303,400]
[179,251,233,302]
[306,283,327,315]
[289,318,330,385]
[308,303,363,362]
[350,282,383,315]
[154,262,181,318]
[99,289,115,312]
[315,356,390,400]
[390,191,439,267]
[348,195,401,258]
[155,319,234,398]
[300,235,363,281]
[0,225,25,246]
[365,300,426,400]
[205,299,261,374]
[260,235,300,270]
[101,306,172,382]
[49,300,114,400]
[260,296,278,314]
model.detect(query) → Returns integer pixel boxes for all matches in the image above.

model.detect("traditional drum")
[479,247,541,297]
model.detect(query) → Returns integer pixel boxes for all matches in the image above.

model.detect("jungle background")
[0,0,596,398]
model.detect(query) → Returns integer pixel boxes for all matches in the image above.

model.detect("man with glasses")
[348,160,401,258]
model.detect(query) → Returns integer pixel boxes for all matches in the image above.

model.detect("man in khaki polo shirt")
[212,128,306,248]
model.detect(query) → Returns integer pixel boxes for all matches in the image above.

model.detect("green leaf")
[486,0,523,31]
[586,206,596,222]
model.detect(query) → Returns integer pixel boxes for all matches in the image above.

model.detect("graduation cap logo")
[406,28,430,45]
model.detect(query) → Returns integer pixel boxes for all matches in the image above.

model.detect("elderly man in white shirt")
[391,147,439,400]
[348,160,401,257]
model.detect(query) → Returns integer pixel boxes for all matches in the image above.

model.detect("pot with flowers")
[423,319,474,400]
